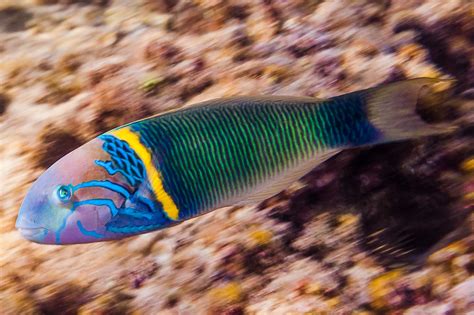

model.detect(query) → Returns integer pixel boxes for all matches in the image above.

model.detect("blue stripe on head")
[77,220,104,238]
[105,196,173,234]
[98,135,146,187]
[55,210,75,244]
[73,180,131,199]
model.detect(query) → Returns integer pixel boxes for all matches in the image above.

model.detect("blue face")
[15,138,126,244]
[16,134,175,245]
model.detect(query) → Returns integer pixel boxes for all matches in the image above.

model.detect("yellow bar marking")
[109,127,180,220]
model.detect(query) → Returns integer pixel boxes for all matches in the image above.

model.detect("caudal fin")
[365,78,456,141]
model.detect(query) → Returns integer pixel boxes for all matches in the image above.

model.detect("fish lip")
[17,227,48,239]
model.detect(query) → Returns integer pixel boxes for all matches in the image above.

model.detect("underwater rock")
[0,92,11,116]
[85,57,127,87]
[143,37,184,67]
[248,229,273,247]
[243,244,283,275]
[461,157,474,173]
[405,302,455,315]
[245,7,279,42]
[77,292,130,315]
[368,269,405,310]
[225,4,250,21]
[207,282,244,312]
[0,6,33,33]
[125,259,159,289]
[38,72,83,105]
[35,0,109,5]
[36,127,84,169]
[448,277,474,311]
[428,241,469,265]
[143,0,179,13]
[34,281,88,315]
[393,10,473,92]
[178,75,214,101]
[89,75,152,133]
[0,289,41,315]
[280,21,333,58]
[167,2,210,34]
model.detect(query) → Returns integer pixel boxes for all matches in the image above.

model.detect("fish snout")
[15,215,49,242]
[17,227,49,242]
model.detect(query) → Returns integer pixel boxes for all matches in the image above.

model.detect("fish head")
[16,136,134,244]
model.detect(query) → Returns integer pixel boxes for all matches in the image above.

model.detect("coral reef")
[0,0,472,314]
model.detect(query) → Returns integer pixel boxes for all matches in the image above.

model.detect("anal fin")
[234,150,341,206]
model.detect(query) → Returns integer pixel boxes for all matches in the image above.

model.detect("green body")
[130,94,379,220]
[17,78,450,244]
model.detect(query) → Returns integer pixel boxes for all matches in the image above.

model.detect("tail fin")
[365,78,456,141]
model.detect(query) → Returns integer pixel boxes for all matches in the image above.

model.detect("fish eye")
[56,185,73,202]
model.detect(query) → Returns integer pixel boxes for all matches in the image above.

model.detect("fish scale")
[130,96,378,221]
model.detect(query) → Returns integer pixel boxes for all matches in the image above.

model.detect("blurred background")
[0,0,473,314]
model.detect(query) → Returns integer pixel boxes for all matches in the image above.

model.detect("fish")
[16,78,454,244]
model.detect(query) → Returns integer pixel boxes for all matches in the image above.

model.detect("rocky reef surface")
[0,0,473,314]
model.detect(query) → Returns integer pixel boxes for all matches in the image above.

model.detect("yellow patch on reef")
[208,282,243,306]
[249,229,273,246]
[460,157,474,172]
[109,127,180,220]
[369,269,404,310]
[464,192,474,201]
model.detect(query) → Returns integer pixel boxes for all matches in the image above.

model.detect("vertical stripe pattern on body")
[109,127,180,220]
[127,95,380,221]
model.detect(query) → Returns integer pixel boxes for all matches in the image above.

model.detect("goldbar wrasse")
[16,78,454,244]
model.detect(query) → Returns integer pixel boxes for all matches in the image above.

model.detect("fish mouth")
[17,227,49,240]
